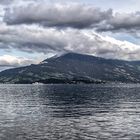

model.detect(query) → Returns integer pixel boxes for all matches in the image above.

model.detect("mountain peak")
[1,52,140,84]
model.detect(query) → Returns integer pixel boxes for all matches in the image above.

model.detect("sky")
[0,0,140,70]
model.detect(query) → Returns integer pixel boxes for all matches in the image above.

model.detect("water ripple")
[0,84,139,139]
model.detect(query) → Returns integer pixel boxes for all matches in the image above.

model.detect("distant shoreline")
[0,82,139,85]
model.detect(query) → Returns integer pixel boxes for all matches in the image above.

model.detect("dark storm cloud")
[98,12,140,32]
[4,3,112,29]
[4,3,140,33]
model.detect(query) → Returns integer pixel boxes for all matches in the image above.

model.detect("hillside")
[0,53,140,84]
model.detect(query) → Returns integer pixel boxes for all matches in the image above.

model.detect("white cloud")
[0,23,140,60]
[0,55,37,67]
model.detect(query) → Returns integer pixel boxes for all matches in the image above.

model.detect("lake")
[0,84,140,139]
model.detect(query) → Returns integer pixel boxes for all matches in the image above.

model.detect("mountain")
[0,53,140,84]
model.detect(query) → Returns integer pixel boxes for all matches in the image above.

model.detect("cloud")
[4,2,140,34]
[0,23,140,60]
[0,55,36,67]
[0,0,14,5]
[98,12,140,32]
[1,2,140,62]
[4,3,112,29]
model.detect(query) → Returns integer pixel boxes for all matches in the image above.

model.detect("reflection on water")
[0,84,140,139]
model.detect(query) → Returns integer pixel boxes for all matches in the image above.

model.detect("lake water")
[0,84,140,140]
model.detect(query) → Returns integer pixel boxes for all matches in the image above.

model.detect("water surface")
[0,84,140,139]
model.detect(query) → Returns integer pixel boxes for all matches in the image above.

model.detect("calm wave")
[0,84,140,139]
